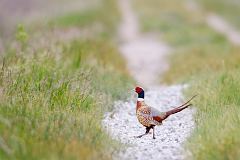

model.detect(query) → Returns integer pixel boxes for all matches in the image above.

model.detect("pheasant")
[135,86,197,139]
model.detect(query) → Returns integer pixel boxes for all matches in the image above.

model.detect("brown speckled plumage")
[136,101,166,127]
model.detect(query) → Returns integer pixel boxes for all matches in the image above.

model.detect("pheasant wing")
[150,107,166,124]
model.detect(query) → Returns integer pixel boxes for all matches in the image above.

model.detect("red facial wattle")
[135,87,143,94]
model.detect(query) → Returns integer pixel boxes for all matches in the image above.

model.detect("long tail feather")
[166,104,192,116]
[161,95,197,120]
[176,94,197,109]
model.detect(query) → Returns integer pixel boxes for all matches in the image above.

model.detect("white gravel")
[102,0,195,159]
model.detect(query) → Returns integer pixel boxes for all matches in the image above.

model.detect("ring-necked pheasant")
[135,86,197,139]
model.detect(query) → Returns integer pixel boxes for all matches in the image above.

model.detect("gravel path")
[103,0,195,159]
[103,86,195,160]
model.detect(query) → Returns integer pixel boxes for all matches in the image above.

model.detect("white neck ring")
[137,98,144,101]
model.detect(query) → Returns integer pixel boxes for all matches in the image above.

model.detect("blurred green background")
[0,0,240,159]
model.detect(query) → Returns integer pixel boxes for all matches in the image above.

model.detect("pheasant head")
[135,86,145,100]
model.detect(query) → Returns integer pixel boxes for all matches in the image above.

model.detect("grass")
[133,0,240,159]
[0,39,132,160]
[196,0,240,29]
[187,70,240,160]
[0,0,134,159]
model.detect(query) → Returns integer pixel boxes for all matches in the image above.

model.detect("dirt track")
[103,0,195,159]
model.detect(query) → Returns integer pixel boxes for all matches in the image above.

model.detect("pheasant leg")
[152,127,156,139]
[135,127,151,138]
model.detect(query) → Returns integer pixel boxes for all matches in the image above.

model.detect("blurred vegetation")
[15,24,29,51]
[133,0,240,159]
[0,0,98,38]
[0,0,133,159]
[197,0,240,29]
[50,0,120,34]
